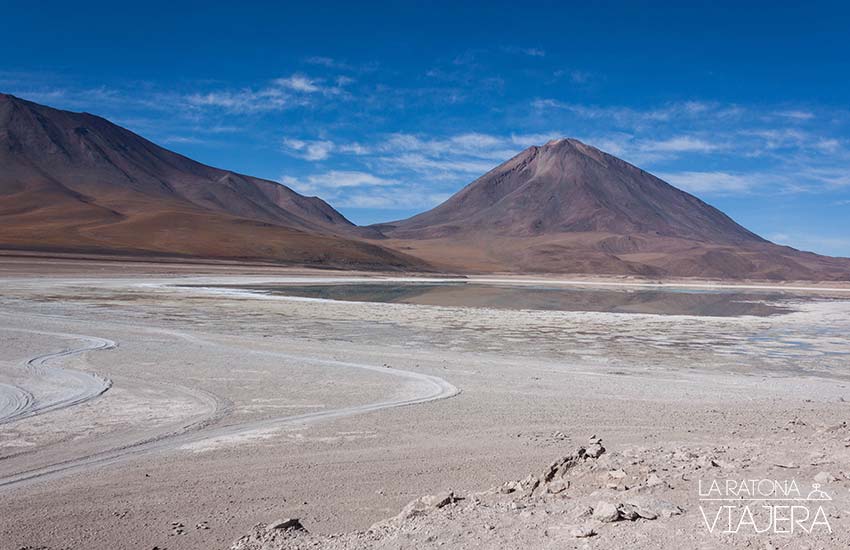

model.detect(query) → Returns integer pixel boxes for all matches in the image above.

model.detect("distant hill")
[0,93,424,270]
[373,138,850,280]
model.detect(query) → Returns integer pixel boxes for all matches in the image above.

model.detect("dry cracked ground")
[1,258,850,550]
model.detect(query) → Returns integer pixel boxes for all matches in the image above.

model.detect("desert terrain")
[1,256,850,549]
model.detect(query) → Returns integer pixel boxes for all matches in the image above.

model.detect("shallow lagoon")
[211,282,802,317]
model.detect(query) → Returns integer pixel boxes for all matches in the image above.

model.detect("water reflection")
[230,283,796,317]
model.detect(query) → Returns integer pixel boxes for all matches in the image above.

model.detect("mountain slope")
[0,93,420,269]
[375,139,850,280]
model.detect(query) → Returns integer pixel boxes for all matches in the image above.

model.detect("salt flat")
[1,259,849,549]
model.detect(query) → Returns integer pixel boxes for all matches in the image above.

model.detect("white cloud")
[531,99,726,125]
[184,73,345,113]
[656,171,765,194]
[339,191,451,209]
[569,71,591,84]
[279,171,450,210]
[281,138,371,160]
[766,233,850,257]
[775,110,815,120]
[337,142,370,155]
[281,170,395,195]
[274,74,320,93]
[304,56,339,68]
[282,138,335,161]
[639,136,720,153]
[185,88,292,113]
[798,167,850,188]
[161,135,207,145]
[379,153,498,176]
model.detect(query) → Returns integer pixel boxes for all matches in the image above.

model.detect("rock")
[710,458,734,469]
[625,496,680,519]
[646,473,663,487]
[618,503,640,521]
[499,481,519,494]
[585,443,605,459]
[421,491,458,508]
[267,518,305,531]
[547,479,568,494]
[592,501,619,523]
[518,474,540,497]
[574,506,594,520]
[814,471,836,484]
[571,525,596,538]
[608,469,627,479]
[542,453,582,482]
[636,508,658,520]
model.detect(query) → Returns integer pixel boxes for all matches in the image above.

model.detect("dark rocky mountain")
[2,94,847,280]
[0,93,420,269]
[374,139,850,280]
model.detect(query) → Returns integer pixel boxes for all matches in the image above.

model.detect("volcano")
[373,139,850,280]
[0,93,423,269]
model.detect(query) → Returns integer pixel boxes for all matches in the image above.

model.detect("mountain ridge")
[372,138,850,280]
[2,93,848,280]
[0,93,421,269]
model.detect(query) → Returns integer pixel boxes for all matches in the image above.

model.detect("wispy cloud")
[184,73,349,113]
[273,74,320,93]
[280,170,448,210]
[775,109,815,120]
[185,87,292,113]
[656,171,768,194]
[532,99,730,126]
[282,138,335,161]
[766,233,850,257]
[281,170,395,195]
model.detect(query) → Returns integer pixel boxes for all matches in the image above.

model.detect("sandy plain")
[1,256,850,549]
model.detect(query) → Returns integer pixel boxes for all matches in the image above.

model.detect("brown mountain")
[0,93,422,269]
[374,139,850,280]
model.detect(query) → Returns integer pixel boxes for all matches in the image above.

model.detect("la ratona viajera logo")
[698,478,832,535]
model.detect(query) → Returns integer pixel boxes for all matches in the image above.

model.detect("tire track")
[0,329,459,490]
[0,328,115,425]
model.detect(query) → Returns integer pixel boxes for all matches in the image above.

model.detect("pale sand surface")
[1,258,849,549]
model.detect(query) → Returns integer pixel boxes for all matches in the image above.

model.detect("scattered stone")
[574,506,594,520]
[814,471,836,484]
[592,501,619,523]
[625,496,681,519]
[547,479,568,494]
[421,491,458,508]
[267,518,305,531]
[570,525,596,538]
[645,473,664,487]
[618,503,640,521]
[585,443,605,459]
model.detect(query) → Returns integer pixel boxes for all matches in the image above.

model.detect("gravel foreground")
[232,427,850,550]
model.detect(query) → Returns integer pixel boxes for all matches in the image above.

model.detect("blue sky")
[3,1,850,256]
